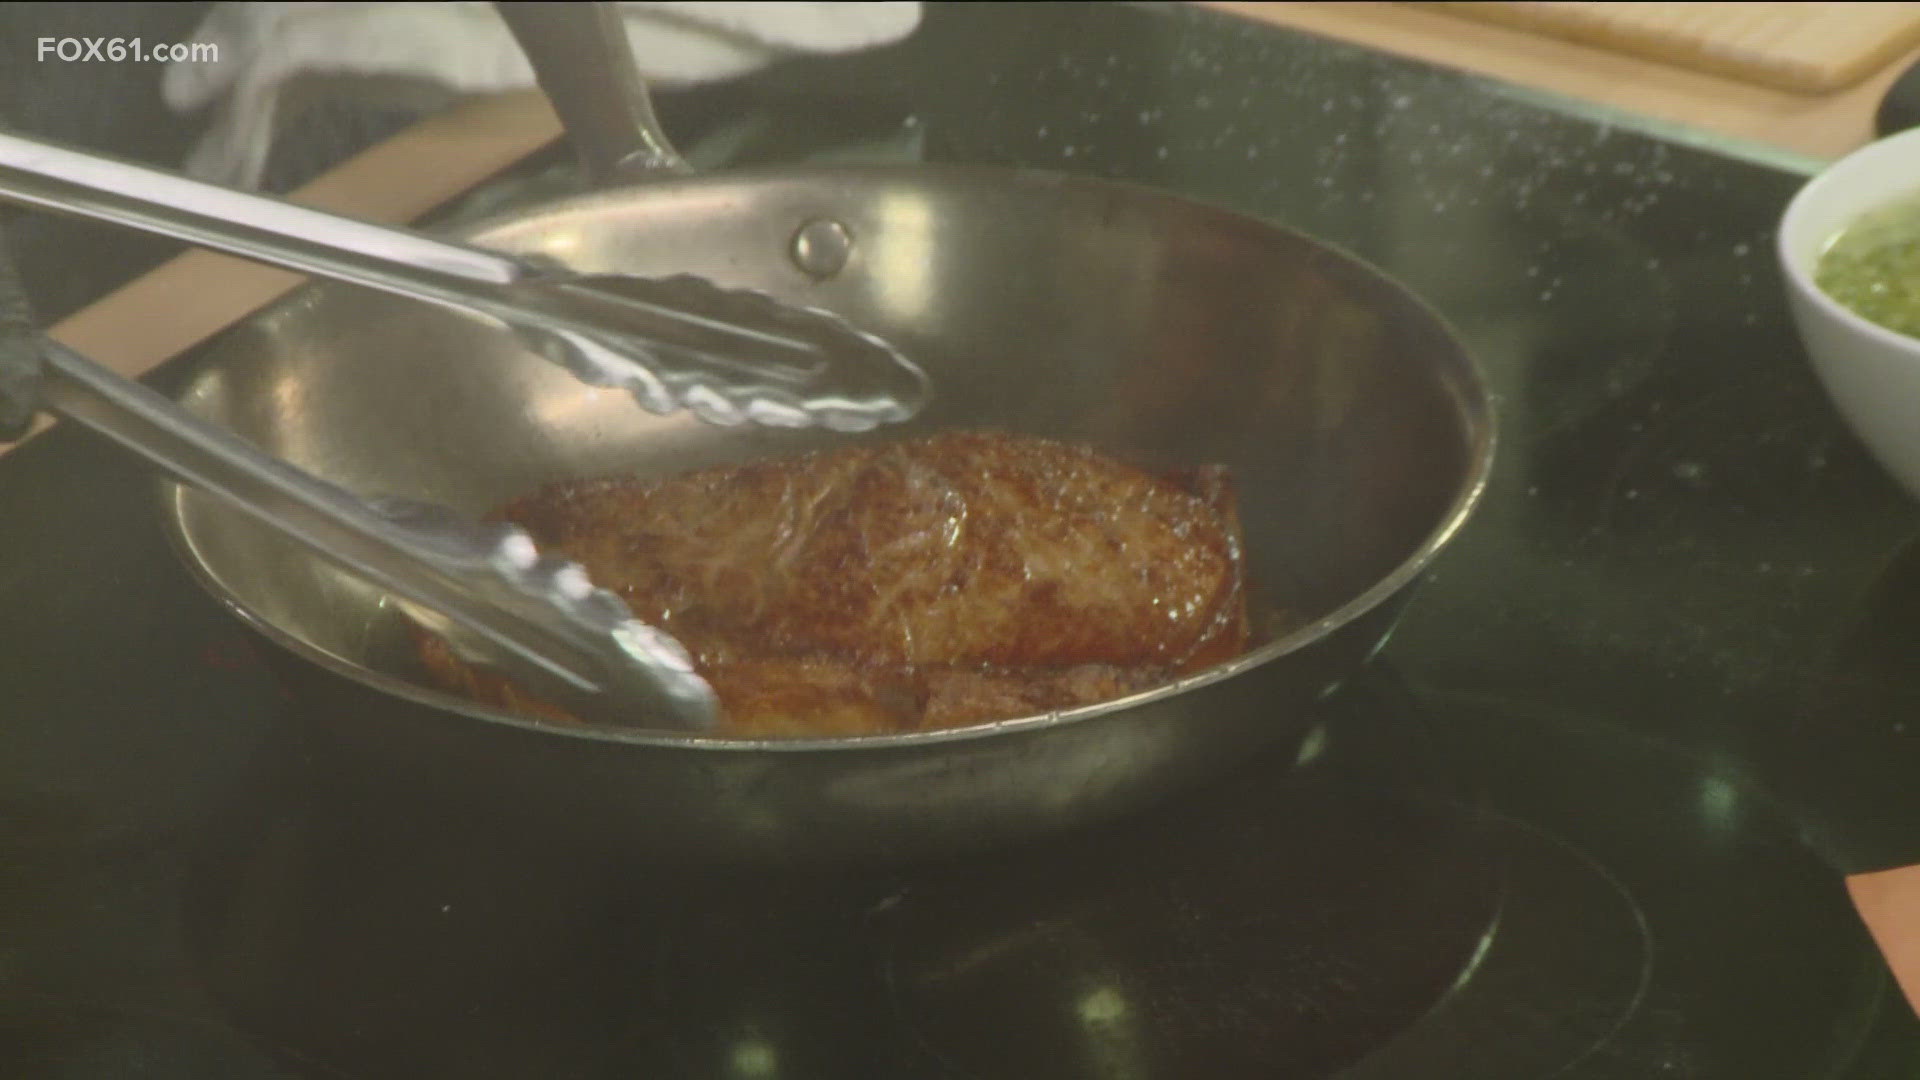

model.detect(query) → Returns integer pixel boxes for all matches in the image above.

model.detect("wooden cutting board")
[1419,2,1920,93]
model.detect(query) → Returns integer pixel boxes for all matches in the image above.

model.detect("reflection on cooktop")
[181,677,1498,1079]
[1345,816,1647,1078]
[1391,689,1889,1079]
[172,666,1897,1078]
[878,723,1496,1078]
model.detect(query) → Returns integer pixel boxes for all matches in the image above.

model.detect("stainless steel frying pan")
[156,4,1493,860]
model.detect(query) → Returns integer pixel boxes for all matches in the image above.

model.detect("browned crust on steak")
[413,431,1251,735]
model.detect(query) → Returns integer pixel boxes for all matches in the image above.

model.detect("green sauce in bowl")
[1816,193,1920,339]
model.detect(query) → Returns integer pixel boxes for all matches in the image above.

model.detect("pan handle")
[495,2,694,185]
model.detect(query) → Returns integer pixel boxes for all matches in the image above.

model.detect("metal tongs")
[0,235,721,730]
[0,128,928,432]
[0,2,929,732]
[0,4,929,433]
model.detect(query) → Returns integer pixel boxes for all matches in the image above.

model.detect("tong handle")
[0,126,801,355]
[0,127,526,290]
[0,126,928,432]
[36,338,718,729]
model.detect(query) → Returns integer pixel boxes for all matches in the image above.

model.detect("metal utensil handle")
[40,343,538,682]
[35,339,717,730]
[0,128,527,289]
[0,126,825,365]
[0,179,715,729]
[495,1,692,185]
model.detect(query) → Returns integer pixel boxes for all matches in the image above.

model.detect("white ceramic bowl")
[1780,126,1920,500]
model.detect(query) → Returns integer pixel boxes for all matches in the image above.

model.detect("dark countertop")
[5,3,1920,1076]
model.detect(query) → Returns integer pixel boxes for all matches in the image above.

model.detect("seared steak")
[417,430,1251,735]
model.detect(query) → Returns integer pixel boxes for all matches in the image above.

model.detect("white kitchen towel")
[163,2,923,189]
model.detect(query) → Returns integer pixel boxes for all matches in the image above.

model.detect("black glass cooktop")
[6,2,1920,1076]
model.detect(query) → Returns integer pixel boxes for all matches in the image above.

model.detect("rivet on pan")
[790,218,854,279]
